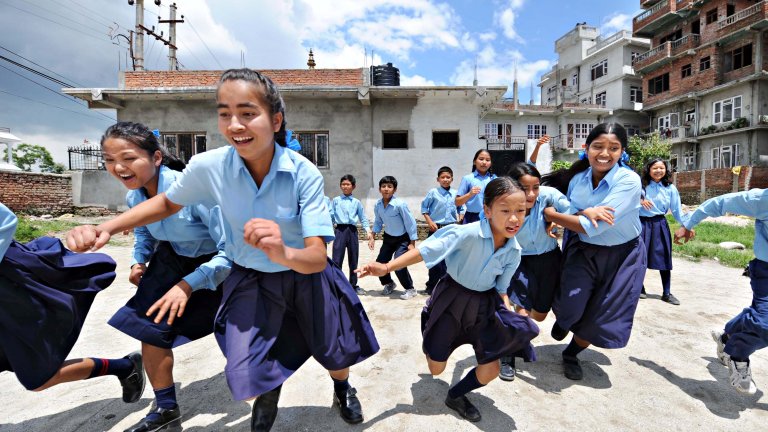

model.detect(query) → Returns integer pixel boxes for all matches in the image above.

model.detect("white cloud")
[495,0,526,42]
[400,73,438,86]
[479,32,497,42]
[602,13,632,34]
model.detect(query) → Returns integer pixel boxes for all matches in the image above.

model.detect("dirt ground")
[1,238,767,432]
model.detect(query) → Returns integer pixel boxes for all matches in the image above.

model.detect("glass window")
[681,64,692,78]
[160,132,206,164]
[432,131,460,148]
[382,131,408,149]
[526,124,547,139]
[590,59,608,80]
[595,91,606,107]
[296,131,331,168]
[700,56,711,71]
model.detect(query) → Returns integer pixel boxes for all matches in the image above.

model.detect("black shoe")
[333,387,364,424]
[444,394,481,422]
[120,351,146,403]
[563,355,583,381]
[551,322,568,341]
[251,385,281,432]
[661,293,680,305]
[124,406,181,432]
[499,357,515,382]
[639,288,647,299]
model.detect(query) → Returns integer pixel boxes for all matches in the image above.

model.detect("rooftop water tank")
[371,63,400,86]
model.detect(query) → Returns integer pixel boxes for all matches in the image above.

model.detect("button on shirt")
[418,218,521,294]
[128,165,232,291]
[516,186,571,255]
[372,197,418,240]
[457,171,497,213]
[683,188,768,262]
[165,144,334,273]
[0,202,18,260]
[421,187,459,225]
[568,164,642,246]
[640,181,685,223]
[330,195,370,231]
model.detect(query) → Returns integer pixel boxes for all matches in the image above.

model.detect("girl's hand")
[536,135,549,147]
[641,199,654,210]
[407,242,415,251]
[580,206,615,228]
[244,218,287,262]
[146,281,192,325]
[674,227,695,244]
[355,262,389,278]
[129,263,147,286]
[546,222,562,239]
[470,186,481,196]
[428,221,438,232]
[368,235,375,251]
[66,225,112,252]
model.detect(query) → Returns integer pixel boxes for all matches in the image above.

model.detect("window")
[630,86,643,103]
[161,132,206,164]
[670,153,679,171]
[624,124,641,136]
[713,95,742,124]
[700,56,711,71]
[711,144,740,168]
[681,63,692,78]
[575,123,594,139]
[657,113,680,131]
[572,73,578,86]
[382,131,408,149]
[595,91,607,107]
[684,149,697,170]
[705,8,718,24]
[484,123,513,142]
[432,131,459,148]
[659,29,683,44]
[685,109,696,124]
[724,44,753,72]
[296,131,329,167]
[591,59,608,80]
[727,4,735,17]
[527,124,547,139]
[648,73,670,95]
[691,19,700,35]
[631,51,641,63]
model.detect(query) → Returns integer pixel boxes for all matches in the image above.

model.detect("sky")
[0,0,641,166]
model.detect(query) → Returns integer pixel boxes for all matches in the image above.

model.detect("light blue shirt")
[457,171,498,213]
[567,164,642,246]
[373,196,418,240]
[683,189,768,262]
[128,165,231,291]
[330,194,370,231]
[0,203,18,260]
[516,186,571,255]
[418,218,521,294]
[421,187,459,225]
[165,143,334,273]
[640,181,685,223]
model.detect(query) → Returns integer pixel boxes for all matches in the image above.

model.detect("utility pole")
[159,3,184,70]
[129,0,145,71]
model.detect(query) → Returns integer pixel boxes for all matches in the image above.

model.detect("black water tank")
[371,63,400,86]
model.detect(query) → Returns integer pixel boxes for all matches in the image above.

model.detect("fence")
[68,146,104,170]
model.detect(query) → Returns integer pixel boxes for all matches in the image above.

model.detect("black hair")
[217,68,287,146]
[470,149,493,174]
[100,121,185,171]
[642,158,672,187]
[484,176,523,207]
[541,123,629,194]
[379,175,398,189]
[437,166,453,177]
[340,174,356,186]
[506,162,541,181]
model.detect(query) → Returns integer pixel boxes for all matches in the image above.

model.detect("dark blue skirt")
[463,212,481,224]
[553,235,646,349]
[723,259,768,359]
[422,275,539,364]
[215,259,380,400]
[108,242,222,349]
[641,215,673,270]
[0,237,116,390]
[508,247,563,313]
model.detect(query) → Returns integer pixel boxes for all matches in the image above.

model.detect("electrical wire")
[0,55,73,88]
[0,0,115,47]
[0,44,84,87]
[0,89,115,122]
[186,17,223,69]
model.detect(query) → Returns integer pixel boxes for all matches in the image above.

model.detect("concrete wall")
[70,170,128,210]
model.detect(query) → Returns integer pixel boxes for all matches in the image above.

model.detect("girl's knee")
[530,310,548,322]
[476,361,500,384]
[426,357,447,375]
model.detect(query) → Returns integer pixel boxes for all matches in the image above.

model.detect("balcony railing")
[719,1,764,29]
[485,136,527,145]
[670,34,700,54]
[634,0,669,26]
[586,30,632,56]
[632,41,671,68]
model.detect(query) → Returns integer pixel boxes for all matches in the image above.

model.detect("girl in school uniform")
[640,158,686,305]
[357,177,539,423]
[541,123,646,381]
[0,203,145,403]
[456,149,497,224]
[66,69,379,432]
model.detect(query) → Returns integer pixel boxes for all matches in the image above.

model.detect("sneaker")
[710,330,729,366]
[727,359,757,394]
[661,293,680,305]
[499,357,515,382]
[382,282,396,295]
[399,289,417,300]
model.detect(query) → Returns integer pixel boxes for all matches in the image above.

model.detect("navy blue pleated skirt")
[463,212,481,224]
[0,237,116,390]
[215,259,380,400]
[508,247,563,313]
[108,242,222,349]
[723,259,768,359]
[640,215,673,270]
[553,235,646,349]
[422,274,539,364]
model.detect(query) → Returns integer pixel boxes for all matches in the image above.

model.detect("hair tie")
[620,151,630,165]
[578,150,587,160]
[285,129,301,151]
[151,129,161,139]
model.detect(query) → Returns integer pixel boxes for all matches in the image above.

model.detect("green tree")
[550,160,572,171]
[627,132,672,174]
[12,143,65,174]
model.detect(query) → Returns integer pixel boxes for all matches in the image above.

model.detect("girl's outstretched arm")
[356,247,424,278]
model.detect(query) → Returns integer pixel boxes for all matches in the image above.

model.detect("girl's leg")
[445,361,499,422]
[328,367,363,424]
[124,344,181,432]
[562,335,591,381]
[426,355,448,376]
[35,355,139,397]
[529,309,548,322]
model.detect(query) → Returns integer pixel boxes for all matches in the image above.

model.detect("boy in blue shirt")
[421,166,460,295]
[330,175,372,295]
[369,176,418,299]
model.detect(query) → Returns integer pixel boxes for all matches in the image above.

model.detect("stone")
[719,241,745,250]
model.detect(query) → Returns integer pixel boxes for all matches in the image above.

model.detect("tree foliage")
[12,143,65,174]
[550,160,572,171]
[627,132,672,174]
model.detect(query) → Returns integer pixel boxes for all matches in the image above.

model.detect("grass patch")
[666,214,754,268]
[14,217,79,243]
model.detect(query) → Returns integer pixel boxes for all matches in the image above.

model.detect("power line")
[17,0,114,37]
[69,0,127,29]
[0,89,115,122]
[186,18,223,69]
[0,44,84,87]
[0,0,115,47]
[0,55,73,88]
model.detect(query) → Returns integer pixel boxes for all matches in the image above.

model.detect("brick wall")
[0,171,73,214]
[674,166,768,204]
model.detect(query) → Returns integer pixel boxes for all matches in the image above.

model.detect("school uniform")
[640,181,685,271]
[421,186,460,293]
[508,186,571,314]
[330,194,370,288]
[0,203,117,390]
[683,189,768,360]
[457,170,497,224]
[165,144,379,400]
[418,219,539,363]
[373,196,418,290]
[553,164,646,349]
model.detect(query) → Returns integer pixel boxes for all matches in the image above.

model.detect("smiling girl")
[456,149,496,224]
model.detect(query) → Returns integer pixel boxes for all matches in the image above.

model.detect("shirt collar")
[156,165,176,193]
[341,194,354,200]
[584,163,622,188]
[232,142,296,177]
[473,170,490,179]
[479,218,522,252]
